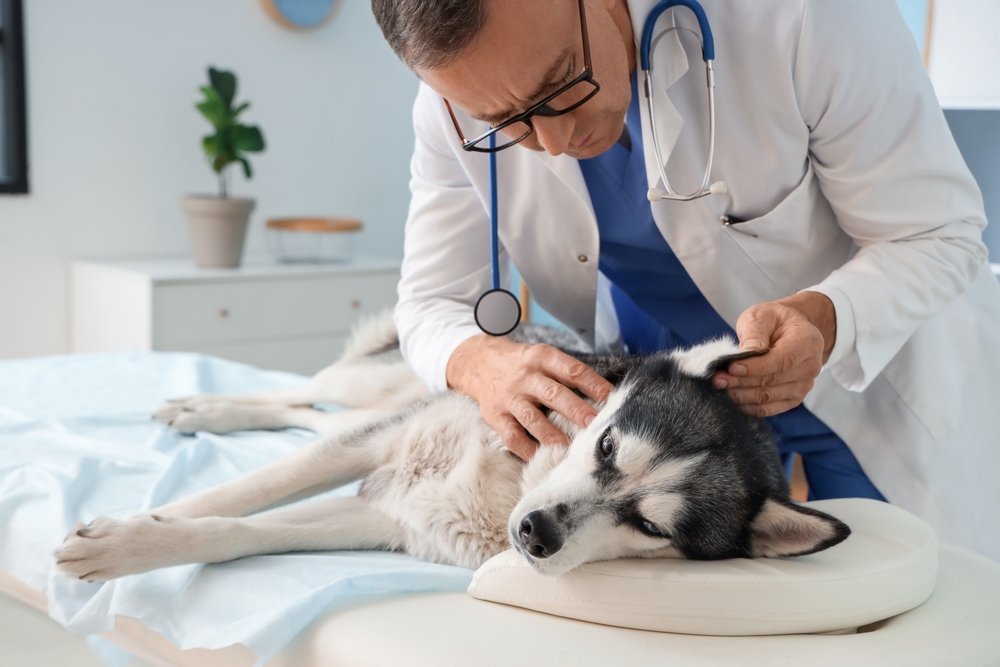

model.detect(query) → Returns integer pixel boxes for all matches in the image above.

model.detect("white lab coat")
[394,0,1000,559]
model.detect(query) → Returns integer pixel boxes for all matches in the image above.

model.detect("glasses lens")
[539,78,599,114]
[465,121,533,152]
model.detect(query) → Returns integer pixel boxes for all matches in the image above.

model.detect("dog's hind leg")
[56,496,403,581]
[155,352,427,428]
[155,312,428,426]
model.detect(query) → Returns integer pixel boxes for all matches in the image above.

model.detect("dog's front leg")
[56,497,402,581]
[142,418,404,520]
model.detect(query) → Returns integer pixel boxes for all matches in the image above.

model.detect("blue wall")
[945,110,1000,262]
[896,0,930,60]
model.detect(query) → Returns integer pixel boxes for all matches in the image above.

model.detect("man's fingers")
[510,400,569,447]
[493,415,539,461]
[714,367,799,390]
[726,379,814,407]
[531,376,597,429]
[726,326,822,380]
[536,347,614,403]
[738,398,805,419]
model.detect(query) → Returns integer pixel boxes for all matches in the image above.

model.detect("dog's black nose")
[518,510,564,559]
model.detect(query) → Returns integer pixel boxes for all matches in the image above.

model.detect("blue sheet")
[0,353,474,665]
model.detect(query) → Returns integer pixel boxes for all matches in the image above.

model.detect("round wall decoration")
[261,0,341,30]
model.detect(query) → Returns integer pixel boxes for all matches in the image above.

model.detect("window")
[0,0,27,193]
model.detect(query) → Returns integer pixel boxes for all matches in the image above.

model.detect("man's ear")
[749,497,851,558]
[669,338,770,379]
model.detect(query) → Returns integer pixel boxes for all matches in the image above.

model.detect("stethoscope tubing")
[489,133,501,290]
[641,0,715,65]
[642,0,724,202]
[474,132,522,337]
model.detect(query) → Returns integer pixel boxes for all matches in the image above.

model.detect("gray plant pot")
[181,196,255,268]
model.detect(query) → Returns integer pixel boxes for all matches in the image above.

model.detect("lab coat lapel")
[503,149,600,347]
[631,0,755,327]
[513,0,693,345]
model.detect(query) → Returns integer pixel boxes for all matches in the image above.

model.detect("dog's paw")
[153,399,244,434]
[54,515,189,581]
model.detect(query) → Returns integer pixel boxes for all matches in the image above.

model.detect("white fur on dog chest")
[468,499,937,636]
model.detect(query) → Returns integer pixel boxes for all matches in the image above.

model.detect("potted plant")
[182,67,266,268]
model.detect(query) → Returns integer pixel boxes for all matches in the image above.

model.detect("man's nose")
[517,509,564,559]
[532,115,575,156]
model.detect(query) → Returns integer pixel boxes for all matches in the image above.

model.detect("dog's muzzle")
[517,510,564,559]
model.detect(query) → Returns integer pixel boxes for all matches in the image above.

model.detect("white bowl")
[266,217,362,264]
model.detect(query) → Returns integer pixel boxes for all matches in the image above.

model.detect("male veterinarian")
[372,0,1000,560]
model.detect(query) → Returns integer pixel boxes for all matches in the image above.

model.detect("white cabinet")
[71,256,401,375]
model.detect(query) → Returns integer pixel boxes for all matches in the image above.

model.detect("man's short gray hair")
[372,0,487,71]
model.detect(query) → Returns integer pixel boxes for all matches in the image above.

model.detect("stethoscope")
[474,0,727,336]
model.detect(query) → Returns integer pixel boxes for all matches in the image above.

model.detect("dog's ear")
[748,497,851,558]
[669,338,769,379]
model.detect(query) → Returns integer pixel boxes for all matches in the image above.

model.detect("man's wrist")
[777,291,837,362]
[446,333,507,394]
[445,335,482,393]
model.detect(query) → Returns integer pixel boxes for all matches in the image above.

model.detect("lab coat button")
[578,255,588,263]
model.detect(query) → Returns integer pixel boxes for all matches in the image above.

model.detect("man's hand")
[446,335,614,461]
[712,292,836,418]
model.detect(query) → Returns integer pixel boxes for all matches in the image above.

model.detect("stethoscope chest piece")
[474,288,522,336]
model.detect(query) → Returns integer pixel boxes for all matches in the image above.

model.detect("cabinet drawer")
[152,272,399,347]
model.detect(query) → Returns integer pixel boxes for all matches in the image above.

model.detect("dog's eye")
[599,434,614,458]
[641,520,669,538]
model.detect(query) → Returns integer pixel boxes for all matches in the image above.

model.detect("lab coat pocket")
[722,164,849,289]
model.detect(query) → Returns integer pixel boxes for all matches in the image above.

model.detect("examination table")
[1,353,998,666]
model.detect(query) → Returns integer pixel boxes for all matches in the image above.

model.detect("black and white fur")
[55,313,850,580]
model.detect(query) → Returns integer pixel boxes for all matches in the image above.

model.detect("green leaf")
[208,68,237,109]
[195,67,263,180]
[196,87,229,128]
[217,126,235,155]
[231,125,265,152]
[202,134,220,156]
[213,154,233,173]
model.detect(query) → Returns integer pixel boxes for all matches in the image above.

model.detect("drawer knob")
[350,300,361,309]
[219,308,230,318]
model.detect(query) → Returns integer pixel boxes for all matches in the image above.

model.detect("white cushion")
[468,498,937,635]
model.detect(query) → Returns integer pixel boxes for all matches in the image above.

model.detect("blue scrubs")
[577,74,884,502]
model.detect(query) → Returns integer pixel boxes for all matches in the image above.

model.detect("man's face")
[419,0,634,159]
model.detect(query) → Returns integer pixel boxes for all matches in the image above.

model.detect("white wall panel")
[928,0,1000,109]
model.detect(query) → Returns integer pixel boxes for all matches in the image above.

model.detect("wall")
[945,110,1000,262]
[0,0,419,359]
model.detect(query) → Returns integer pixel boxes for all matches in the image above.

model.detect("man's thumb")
[736,306,776,351]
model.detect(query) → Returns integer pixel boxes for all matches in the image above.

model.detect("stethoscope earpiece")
[474,288,522,336]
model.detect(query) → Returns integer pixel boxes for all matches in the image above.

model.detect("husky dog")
[55,314,849,581]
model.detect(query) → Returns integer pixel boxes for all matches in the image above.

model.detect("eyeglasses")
[443,0,601,153]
